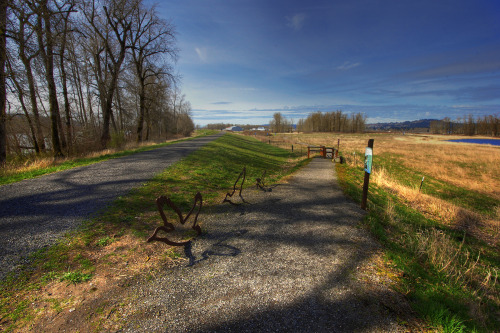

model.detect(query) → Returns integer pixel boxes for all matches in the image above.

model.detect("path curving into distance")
[0,134,223,280]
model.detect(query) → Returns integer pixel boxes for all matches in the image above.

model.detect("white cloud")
[286,13,306,31]
[195,47,208,62]
[337,61,361,70]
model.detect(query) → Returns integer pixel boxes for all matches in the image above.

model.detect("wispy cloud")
[195,47,208,62]
[190,102,500,126]
[286,13,306,31]
[337,61,361,70]
[211,101,232,105]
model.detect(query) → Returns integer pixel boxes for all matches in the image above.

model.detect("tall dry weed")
[409,228,498,305]
[371,166,500,249]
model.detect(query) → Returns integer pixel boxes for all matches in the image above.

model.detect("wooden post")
[361,139,374,210]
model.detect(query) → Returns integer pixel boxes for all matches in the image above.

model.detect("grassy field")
[0,134,305,332]
[2,131,498,331]
[265,132,499,332]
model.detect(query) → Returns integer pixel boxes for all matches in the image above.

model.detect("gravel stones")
[122,158,410,332]
[0,134,222,280]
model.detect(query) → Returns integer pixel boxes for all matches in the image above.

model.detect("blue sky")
[152,0,500,126]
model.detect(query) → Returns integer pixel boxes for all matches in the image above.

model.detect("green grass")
[59,271,93,284]
[96,236,113,247]
[0,133,305,331]
[336,160,499,333]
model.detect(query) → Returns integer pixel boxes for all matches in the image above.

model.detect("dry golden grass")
[262,132,500,246]
[372,166,499,248]
[267,132,500,200]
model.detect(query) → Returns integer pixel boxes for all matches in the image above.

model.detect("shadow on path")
[121,158,412,332]
[0,134,222,279]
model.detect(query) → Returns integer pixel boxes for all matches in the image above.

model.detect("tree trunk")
[18,12,46,152]
[24,61,46,151]
[136,84,145,143]
[60,45,72,152]
[0,0,7,165]
[37,1,64,157]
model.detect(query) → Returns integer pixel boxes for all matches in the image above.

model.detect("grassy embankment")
[0,129,220,186]
[0,133,306,332]
[267,132,499,332]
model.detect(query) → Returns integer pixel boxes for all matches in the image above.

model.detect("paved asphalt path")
[0,134,223,280]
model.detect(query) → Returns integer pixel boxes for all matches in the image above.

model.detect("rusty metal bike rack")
[223,167,248,205]
[147,192,203,246]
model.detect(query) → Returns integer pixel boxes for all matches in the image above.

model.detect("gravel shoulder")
[121,158,416,332]
[0,134,223,280]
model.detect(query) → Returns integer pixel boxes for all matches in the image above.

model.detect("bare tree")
[30,0,65,157]
[80,0,138,148]
[9,2,47,153]
[128,3,177,142]
[270,112,285,133]
[54,0,76,152]
[2,0,195,161]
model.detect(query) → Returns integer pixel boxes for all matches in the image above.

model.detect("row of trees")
[0,0,194,164]
[430,115,499,136]
[296,111,366,133]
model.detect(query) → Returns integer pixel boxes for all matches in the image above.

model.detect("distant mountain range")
[366,119,437,131]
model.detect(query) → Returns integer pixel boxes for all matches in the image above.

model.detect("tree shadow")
[0,135,222,279]
[121,159,414,332]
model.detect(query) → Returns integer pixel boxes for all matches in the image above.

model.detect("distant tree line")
[269,112,293,133]
[430,114,499,136]
[0,0,194,164]
[296,110,366,133]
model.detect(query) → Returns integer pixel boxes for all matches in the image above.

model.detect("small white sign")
[364,147,373,174]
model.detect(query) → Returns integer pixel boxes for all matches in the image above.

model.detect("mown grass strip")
[336,161,499,333]
[0,133,306,332]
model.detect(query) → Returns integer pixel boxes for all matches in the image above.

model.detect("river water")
[447,138,500,146]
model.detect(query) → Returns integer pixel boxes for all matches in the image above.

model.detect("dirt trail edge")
[120,158,415,332]
[0,134,223,280]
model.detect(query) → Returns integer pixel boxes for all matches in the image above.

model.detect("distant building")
[225,126,243,131]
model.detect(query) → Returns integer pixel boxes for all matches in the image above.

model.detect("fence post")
[361,139,374,210]
[292,145,294,152]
